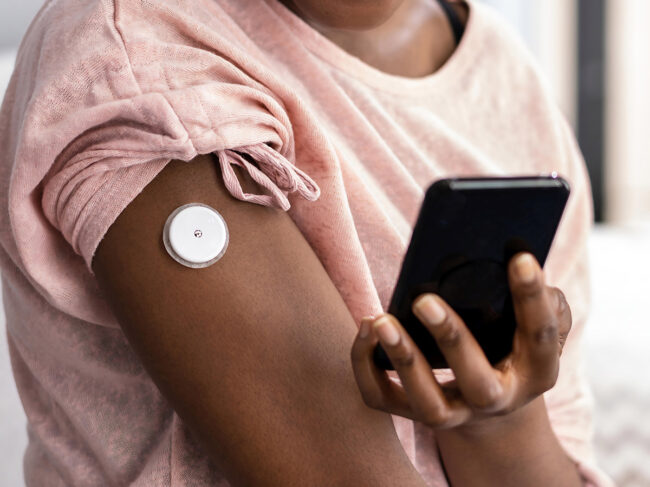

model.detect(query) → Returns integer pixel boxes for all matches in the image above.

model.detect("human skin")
[93,1,583,485]
[351,255,583,486]
[283,0,583,484]
[278,0,468,77]
[94,155,430,486]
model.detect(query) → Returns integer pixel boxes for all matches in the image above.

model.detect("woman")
[0,0,613,485]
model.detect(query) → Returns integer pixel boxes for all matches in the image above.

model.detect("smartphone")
[373,175,570,370]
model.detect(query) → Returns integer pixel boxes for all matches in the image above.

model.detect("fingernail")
[373,316,400,346]
[515,253,537,283]
[359,316,373,338]
[414,295,446,326]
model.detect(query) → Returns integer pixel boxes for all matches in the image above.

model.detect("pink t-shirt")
[0,0,615,485]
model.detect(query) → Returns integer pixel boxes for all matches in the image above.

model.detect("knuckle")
[559,331,570,348]
[532,321,559,346]
[434,320,462,349]
[529,367,560,396]
[469,382,504,411]
[420,405,451,427]
[392,346,416,368]
[539,368,560,393]
[514,278,544,301]
[554,287,568,312]
[563,305,573,333]
[531,380,553,397]
[552,287,572,322]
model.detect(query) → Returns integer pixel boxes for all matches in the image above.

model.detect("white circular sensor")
[163,203,229,268]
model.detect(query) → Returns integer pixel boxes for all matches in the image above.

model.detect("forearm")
[435,396,582,487]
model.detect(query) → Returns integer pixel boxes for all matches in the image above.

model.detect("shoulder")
[459,2,566,124]
[14,0,243,90]
[11,0,135,109]
[8,0,254,126]
[466,1,535,59]
[464,1,553,98]
[450,3,582,182]
[19,0,122,59]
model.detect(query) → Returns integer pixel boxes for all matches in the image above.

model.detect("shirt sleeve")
[33,7,320,276]
[41,110,320,276]
[541,115,616,487]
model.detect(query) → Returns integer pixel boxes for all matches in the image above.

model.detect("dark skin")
[94,155,427,486]
[93,1,583,485]
[352,258,581,486]
[280,0,468,77]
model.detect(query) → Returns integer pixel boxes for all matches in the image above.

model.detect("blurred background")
[0,0,648,486]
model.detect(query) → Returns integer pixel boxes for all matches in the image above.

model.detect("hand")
[350,252,572,431]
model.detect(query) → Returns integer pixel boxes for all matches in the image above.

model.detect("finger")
[372,314,471,428]
[412,294,510,412]
[350,316,412,417]
[549,286,572,353]
[550,286,572,336]
[508,252,560,390]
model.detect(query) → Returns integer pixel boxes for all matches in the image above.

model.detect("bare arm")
[92,154,426,487]
[351,255,583,487]
[435,397,582,487]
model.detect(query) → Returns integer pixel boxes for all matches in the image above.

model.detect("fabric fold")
[0,0,616,485]
[218,143,321,210]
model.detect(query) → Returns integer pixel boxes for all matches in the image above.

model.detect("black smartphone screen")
[373,175,570,370]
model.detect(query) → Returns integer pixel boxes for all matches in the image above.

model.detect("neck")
[280,0,464,78]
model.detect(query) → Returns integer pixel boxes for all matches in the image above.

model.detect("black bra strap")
[436,0,466,45]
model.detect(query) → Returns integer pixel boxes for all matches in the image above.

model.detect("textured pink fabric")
[0,0,615,485]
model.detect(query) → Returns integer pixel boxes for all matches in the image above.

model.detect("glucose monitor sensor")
[163,203,229,268]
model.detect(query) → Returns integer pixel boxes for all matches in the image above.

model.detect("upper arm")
[92,153,424,486]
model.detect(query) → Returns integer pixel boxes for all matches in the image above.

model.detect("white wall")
[0,0,44,49]
[605,0,650,224]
